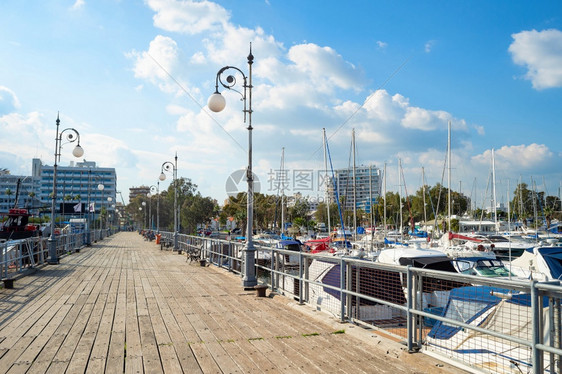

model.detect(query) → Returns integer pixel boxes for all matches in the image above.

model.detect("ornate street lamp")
[141,201,147,229]
[107,196,113,232]
[48,113,84,264]
[160,154,178,250]
[97,182,104,238]
[207,44,256,288]
[149,183,160,232]
[86,172,103,245]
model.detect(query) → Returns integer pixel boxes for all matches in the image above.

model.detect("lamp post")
[107,196,113,233]
[97,182,104,239]
[48,114,84,265]
[149,184,160,232]
[160,155,178,250]
[207,44,256,288]
[146,192,153,230]
[141,201,147,229]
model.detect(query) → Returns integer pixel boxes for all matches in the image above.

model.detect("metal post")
[339,257,346,323]
[47,115,83,264]
[208,45,256,288]
[298,251,303,305]
[531,280,542,373]
[48,116,61,264]
[174,154,178,250]
[86,169,91,246]
[157,181,160,232]
[406,266,414,352]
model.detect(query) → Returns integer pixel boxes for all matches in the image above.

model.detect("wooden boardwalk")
[0,232,466,373]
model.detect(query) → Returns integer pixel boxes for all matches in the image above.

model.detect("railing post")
[1,241,5,279]
[228,240,232,272]
[531,280,542,374]
[298,251,303,305]
[406,265,415,353]
[270,247,275,291]
[339,257,346,323]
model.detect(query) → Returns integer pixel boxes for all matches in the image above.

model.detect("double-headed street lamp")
[48,114,84,265]
[149,183,160,232]
[160,155,178,250]
[207,44,256,288]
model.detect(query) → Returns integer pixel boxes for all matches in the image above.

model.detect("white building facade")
[328,165,382,212]
[33,158,117,220]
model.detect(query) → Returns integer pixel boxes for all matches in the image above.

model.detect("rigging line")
[309,54,414,159]
[147,53,245,153]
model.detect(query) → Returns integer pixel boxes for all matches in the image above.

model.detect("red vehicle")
[0,208,40,240]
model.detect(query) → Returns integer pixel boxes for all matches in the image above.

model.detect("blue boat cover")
[537,247,562,279]
[428,286,548,340]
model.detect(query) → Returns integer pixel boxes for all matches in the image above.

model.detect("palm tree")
[5,188,13,208]
[543,206,554,231]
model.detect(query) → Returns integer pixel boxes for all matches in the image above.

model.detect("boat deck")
[0,232,466,373]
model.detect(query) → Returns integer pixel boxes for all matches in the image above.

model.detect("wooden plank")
[0,292,71,372]
[138,314,163,373]
[124,268,143,374]
[86,270,121,373]
[64,265,114,374]
[104,268,127,374]
[149,277,202,373]
[24,293,90,373]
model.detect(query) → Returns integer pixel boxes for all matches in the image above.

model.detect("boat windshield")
[459,259,515,277]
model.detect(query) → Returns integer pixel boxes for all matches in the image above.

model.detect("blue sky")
[1,0,561,207]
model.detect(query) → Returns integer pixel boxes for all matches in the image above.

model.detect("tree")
[314,202,340,229]
[288,198,310,223]
[5,188,13,208]
[181,194,215,234]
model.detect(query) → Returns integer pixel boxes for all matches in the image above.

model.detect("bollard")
[2,278,14,289]
[199,259,206,267]
[254,285,268,297]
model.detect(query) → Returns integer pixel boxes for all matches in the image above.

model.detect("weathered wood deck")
[0,232,466,373]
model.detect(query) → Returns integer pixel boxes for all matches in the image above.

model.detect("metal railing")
[162,232,562,374]
[1,228,114,282]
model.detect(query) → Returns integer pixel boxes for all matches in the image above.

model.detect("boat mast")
[383,162,386,238]
[422,167,427,226]
[369,164,374,251]
[492,148,497,232]
[447,120,451,233]
[399,158,403,241]
[507,179,512,278]
[352,128,357,241]
[519,175,524,227]
[281,147,285,236]
[323,128,331,234]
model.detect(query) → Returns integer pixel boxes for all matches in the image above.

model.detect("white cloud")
[127,35,180,93]
[472,144,554,171]
[425,40,435,53]
[146,0,229,34]
[70,0,85,11]
[0,112,49,167]
[509,29,562,90]
[286,43,363,92]
[190,51,206,64]
[0,86,21,115]
[361,90,408,123]
[376,41,387,49]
